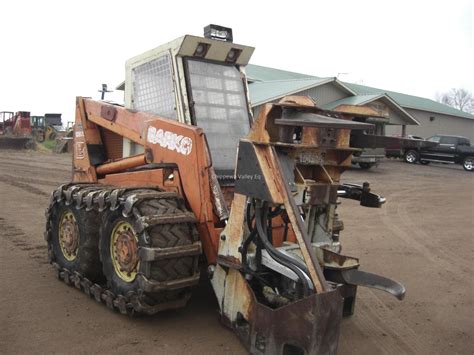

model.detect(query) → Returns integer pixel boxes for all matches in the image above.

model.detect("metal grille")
[132,54,176,119]
[102,129,123,160]
[187,60,250,171]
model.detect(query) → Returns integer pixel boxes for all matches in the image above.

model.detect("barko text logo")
[147,126,193,156]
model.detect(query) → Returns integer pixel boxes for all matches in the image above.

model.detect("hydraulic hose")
[255,203,313,296]
[246,200,254,231]
[260,205,311,275]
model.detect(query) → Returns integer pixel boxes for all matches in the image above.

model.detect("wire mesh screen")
[132,54,176,119]
[187,60,250,172]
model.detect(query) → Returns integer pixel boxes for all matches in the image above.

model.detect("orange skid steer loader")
[45,25,405,354]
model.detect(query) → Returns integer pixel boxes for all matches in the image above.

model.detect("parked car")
[404,135,474,171]
[385,134,424,158]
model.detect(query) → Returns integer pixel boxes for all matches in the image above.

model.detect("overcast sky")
[0,0,472,122]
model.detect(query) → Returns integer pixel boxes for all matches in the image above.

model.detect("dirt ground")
[0,150,472,354]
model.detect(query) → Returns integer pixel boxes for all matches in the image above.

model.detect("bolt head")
[207,265,216,279]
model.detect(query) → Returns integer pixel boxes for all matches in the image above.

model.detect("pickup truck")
[404,135,474,171]
[350,131,437,170]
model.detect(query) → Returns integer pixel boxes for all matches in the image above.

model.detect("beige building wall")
[386,109,474,141]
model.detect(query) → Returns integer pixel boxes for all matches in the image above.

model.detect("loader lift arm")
[72,97,226,264]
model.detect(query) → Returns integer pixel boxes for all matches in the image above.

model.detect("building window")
[429,116,435,122]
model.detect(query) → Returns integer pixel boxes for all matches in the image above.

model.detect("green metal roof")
[321,94,383,109]
[344,82,474,120]
[246,64,316,82]
[246,64,474,120]
[248,77,333,106]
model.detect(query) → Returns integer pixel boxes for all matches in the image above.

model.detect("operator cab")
[122,25,255,183]
[31,116,45,129]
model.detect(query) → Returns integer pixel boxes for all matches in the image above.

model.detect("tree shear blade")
[341,269,406,300]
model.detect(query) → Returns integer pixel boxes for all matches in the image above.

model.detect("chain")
[44,183,198,316]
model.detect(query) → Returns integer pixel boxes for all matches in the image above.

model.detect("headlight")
[194,42,210,58]
[204,24,233,42]
[226,48,242,63]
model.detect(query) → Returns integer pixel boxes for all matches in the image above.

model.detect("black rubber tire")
[404,150,419,164]
[463,156,474,171]
[99,194,198,302]
[35,131,45,143]
[24,139,36,150]
[359,162,375,170]
[100,213,140,295]
[48,202,102,281]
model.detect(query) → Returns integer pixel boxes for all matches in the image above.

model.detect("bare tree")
[436,88,474,113]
